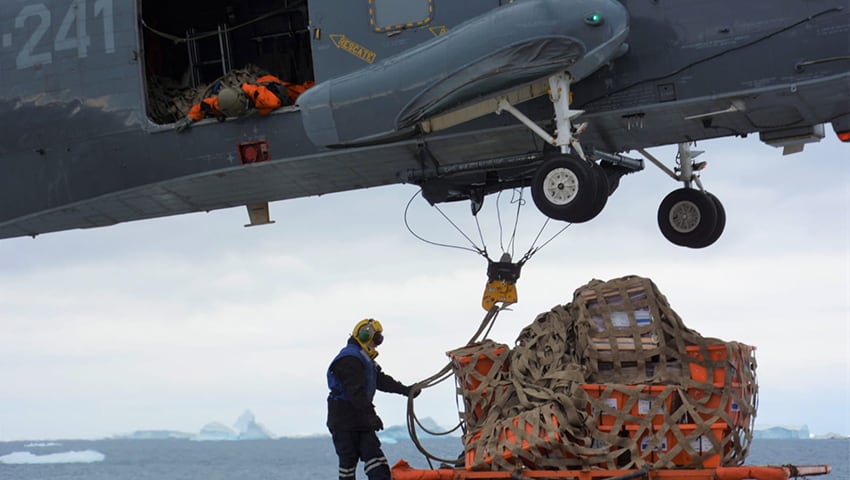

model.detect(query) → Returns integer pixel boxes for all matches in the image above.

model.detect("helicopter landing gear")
[639,142,726,248]
[497,71,611,223]
[657,188,721,248]
[530,153,608,223]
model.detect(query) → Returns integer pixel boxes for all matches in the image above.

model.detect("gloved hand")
[367,415,383,431]
[175,117,194,133]
[406,385,421,399]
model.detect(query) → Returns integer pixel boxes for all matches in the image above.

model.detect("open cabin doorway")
[139,0,314,124]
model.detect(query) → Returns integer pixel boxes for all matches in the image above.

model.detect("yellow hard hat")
[352,318,383,358]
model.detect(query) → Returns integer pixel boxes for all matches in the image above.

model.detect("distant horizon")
[3,421,848,443]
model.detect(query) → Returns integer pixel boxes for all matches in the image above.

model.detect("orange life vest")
[243,76,315,113]
[187,97,223,122]
[242,75,288,116]
[187,76,315,120]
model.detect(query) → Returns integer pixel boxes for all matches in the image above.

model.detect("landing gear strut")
[639,143,726,248]
[497,72,614,224]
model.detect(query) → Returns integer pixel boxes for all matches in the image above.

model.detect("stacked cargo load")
[448,275,758,471]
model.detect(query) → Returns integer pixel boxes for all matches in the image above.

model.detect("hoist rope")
[401,186,579,466]
[405,305,507,468]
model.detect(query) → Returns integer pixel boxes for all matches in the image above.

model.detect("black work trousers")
[330,429,390,480]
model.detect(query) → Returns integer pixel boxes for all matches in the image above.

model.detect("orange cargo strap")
[714,466,788,480]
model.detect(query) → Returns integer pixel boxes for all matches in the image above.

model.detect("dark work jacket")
[327,342,377,404]
[326,338,409,431]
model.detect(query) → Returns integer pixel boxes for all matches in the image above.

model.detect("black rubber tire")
[531,155,598,223]
[657,188,719,247]
[685,192,726,248]
[568,162,609,223]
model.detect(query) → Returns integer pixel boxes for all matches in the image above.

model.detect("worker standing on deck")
[327,319,418,480]
[175,75,313,131]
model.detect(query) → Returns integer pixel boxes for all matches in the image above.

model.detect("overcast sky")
[1,134,847,441]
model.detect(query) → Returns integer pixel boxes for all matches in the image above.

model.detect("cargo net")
[448,275,758,471]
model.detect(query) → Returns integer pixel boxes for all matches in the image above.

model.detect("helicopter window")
[369,0,433,32]
[139,0,314,125]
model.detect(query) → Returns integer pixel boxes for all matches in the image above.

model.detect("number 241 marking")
[15,0,115,70]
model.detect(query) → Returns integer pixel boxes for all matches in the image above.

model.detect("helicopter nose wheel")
[657,188,725,248]
[531,154,608,223]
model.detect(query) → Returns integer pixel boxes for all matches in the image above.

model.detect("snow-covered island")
[752,425,811,439]
[752,425,848,440]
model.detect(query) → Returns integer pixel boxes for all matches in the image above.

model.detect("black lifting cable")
[496,189,525,261]
[404,188,573,267]
[488,187,576,268]
[405,304,507,468]
[404,190,489,259]
[494,189,574,269]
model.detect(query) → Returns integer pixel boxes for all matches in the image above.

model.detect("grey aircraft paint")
[0,0,848,241]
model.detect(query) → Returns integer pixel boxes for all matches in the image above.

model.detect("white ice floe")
[23,442,61,447]
[0,450,105,464]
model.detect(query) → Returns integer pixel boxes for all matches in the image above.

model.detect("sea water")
[0,437,847,479]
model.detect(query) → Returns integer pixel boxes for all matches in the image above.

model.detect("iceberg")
[193,422,238,441]
[378,417,455,444]
[233,410,275,440]
[192,411,276,441]
[0,450,105,464]
[753,425,811,439]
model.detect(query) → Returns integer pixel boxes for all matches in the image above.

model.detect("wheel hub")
[669,200,701,233]
[542,168,579,205]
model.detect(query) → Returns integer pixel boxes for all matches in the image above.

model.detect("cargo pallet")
[391,461,831,480]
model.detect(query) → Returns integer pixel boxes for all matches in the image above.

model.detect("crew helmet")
[352,318,383,359]
[217,87,248,117]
